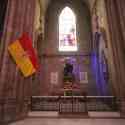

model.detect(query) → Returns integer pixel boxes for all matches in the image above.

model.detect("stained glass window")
[59,7,77,51]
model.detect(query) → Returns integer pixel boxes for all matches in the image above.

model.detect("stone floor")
[9,111,125,125]
[28,111,121,118]
[9,118,125,125]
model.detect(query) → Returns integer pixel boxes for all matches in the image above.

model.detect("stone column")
[0,0,36,121]
[105,0,125,115]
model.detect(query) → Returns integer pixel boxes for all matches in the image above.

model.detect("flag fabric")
[8,33,39,77]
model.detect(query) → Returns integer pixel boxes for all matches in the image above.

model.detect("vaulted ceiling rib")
[40,0,96,13]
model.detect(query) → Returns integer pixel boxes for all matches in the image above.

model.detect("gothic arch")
[59,6,77,51]
[44,0,92,54]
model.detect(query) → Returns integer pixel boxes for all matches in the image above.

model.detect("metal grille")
[31,96,59,111]
[31,96,120,113]
[87,96,119,111]
[59,96,87,113]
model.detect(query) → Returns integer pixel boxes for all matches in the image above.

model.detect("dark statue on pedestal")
[63,62,74,82]
[63,62,75,96]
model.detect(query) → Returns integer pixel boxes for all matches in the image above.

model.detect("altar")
[60,61,86,96]
[60,81,82,96]
[50,60,87,96]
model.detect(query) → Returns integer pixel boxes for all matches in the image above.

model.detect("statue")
[63,62,74,82]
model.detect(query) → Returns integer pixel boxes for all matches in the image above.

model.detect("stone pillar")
[105,0,125,115]
[0,0,36,122]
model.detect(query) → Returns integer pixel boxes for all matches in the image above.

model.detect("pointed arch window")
[59,7,77,51]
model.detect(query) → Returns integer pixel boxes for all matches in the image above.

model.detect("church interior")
[0,0,125,124]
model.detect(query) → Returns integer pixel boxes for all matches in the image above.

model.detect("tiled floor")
[9,118,125,125]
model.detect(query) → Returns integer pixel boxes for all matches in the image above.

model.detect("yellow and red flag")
[8,33,39,77]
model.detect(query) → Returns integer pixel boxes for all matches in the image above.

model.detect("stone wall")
[35,0,98,96]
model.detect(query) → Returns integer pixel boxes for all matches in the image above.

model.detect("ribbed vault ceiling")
[40,0,96,13]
